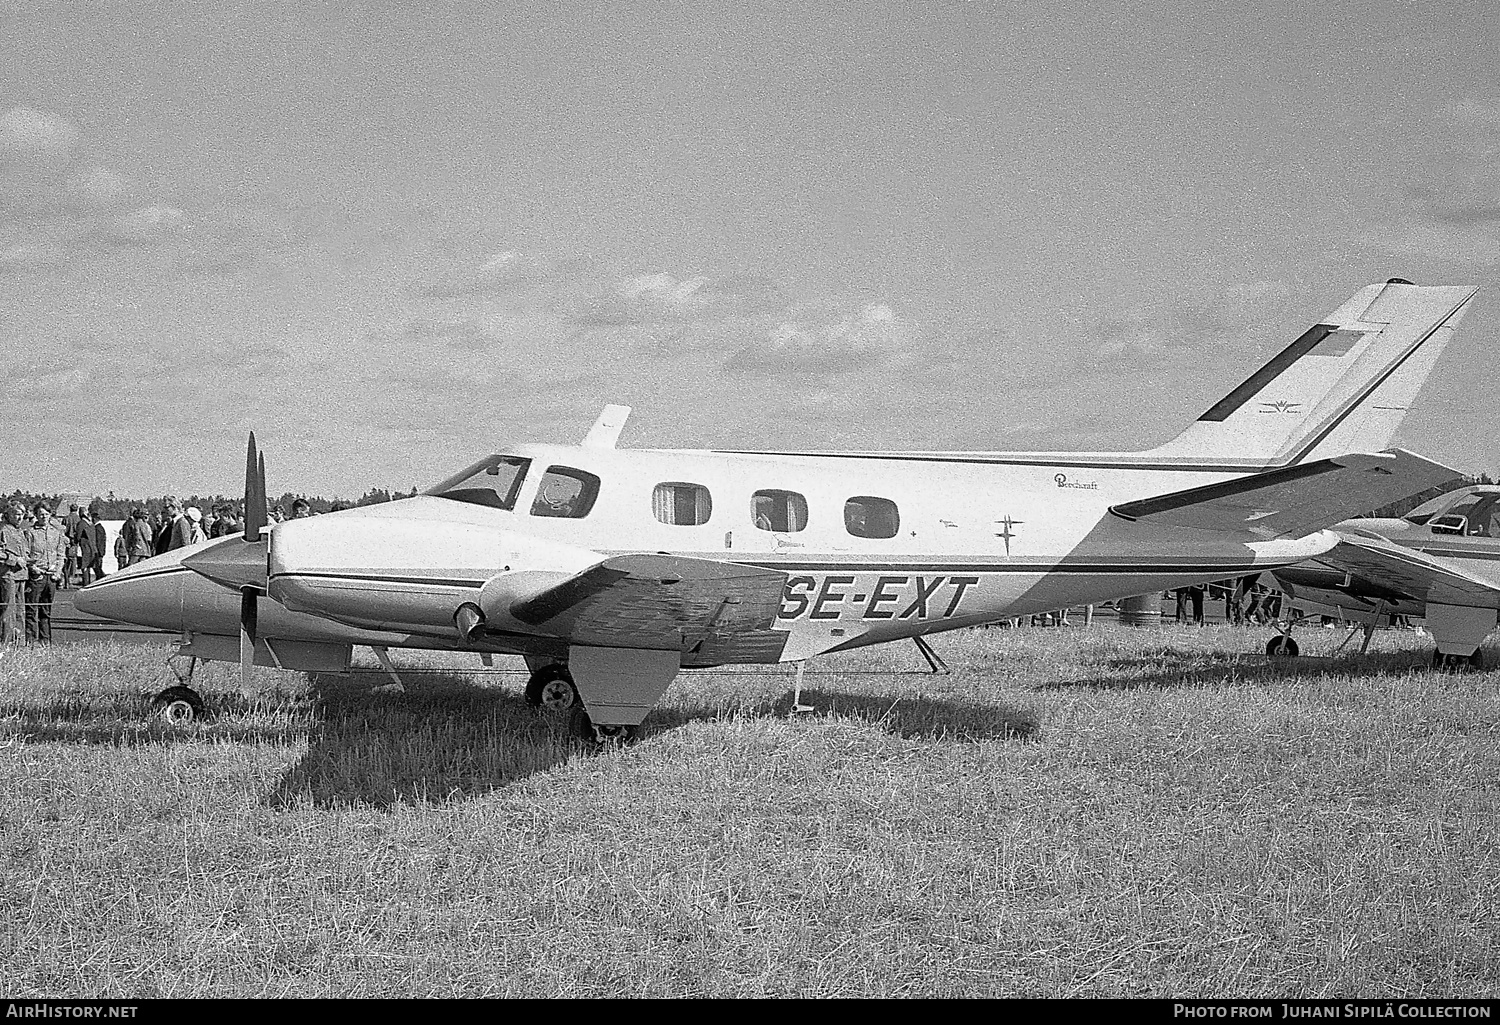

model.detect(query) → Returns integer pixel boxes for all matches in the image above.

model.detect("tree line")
[1363,473,1495,519]
[0,486,421,520]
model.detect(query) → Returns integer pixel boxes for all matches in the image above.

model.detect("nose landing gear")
[151,685,205,724]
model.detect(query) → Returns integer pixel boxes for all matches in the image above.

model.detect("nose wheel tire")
[151,686,205,724]
[1266,636,1299,658]
[525,665,578,711]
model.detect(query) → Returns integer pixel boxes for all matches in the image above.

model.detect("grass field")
[0,623,1496,997]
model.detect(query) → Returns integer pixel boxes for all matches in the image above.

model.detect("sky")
[3,1,1499,498]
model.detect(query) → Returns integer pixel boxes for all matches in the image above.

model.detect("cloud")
[0,241,69,274]
[64,165,127,208]
[101,205,189,247]
[2,361,91,403]
[721,302,912,376]
[1359,211,1500,266]
[419,249,577,299]
[0,107,79,163]
[0,107,272,277]
[367,317,505,361]
[571,269,785,327]
[1419,202,1500,226]
[1071,282,1290,375]
[1384,100,1500,241]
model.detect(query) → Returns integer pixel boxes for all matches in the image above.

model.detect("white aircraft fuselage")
[91,445,1336,669]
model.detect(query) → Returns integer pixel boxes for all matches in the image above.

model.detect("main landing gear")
[524,664,579,711]
[1432,649,1486,672]
[568,704,640,745]
[525,663,640,744]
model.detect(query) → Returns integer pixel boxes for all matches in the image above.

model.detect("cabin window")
[425,455,530,510]
[751,490,807,532]
[653,482,712,525]
[844,496,900,539]
[530,466,600,519]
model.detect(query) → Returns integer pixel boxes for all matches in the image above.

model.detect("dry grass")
[0,623,1496,997]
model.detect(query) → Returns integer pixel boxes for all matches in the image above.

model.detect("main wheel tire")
[568,704,639,745]
[1469,650,1486,671]
[1432,650,1471,671]
[1266,636,1299,658]
[525,665,576,710]
[151,685,205,725]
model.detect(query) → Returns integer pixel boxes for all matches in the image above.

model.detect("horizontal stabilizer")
[1110,449,1460,539]
[1320,532,1500,609]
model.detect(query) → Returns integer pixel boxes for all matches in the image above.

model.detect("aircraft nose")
[74,561,186,632]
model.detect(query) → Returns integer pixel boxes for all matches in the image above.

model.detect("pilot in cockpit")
[1475,505,1500,539]
[534,476,579,518]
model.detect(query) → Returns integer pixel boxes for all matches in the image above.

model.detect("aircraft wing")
[1109,449,1460,540]
[509,553,791,660]
[1316,532,1500,608]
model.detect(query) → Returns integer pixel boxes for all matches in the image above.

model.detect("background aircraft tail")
[1144,281,1477,467]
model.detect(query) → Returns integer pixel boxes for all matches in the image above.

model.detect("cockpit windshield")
[425,455,531,510]
[1404,488,1499,527]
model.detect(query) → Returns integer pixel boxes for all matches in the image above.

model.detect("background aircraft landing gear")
[151,686,205,725]
[568,704,640,745]
[1266,635,1300,658]
[525,664,578,711]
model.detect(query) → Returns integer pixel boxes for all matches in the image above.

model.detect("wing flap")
[1109,450,1460,539]
[509,553,790,653]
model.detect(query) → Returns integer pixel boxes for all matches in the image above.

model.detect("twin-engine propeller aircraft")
[78,280,1478,739]
[1268,484,1500,668]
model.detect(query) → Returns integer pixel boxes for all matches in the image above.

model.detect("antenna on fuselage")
[582,404,631,449]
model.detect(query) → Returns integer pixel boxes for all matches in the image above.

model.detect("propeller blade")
[243,432,267,543]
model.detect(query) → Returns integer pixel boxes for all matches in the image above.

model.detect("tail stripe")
[1198,324,1336,422]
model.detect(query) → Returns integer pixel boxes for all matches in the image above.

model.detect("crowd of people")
[0,496,316,646]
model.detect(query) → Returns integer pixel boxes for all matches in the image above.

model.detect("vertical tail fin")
[1146,281,1477,467]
